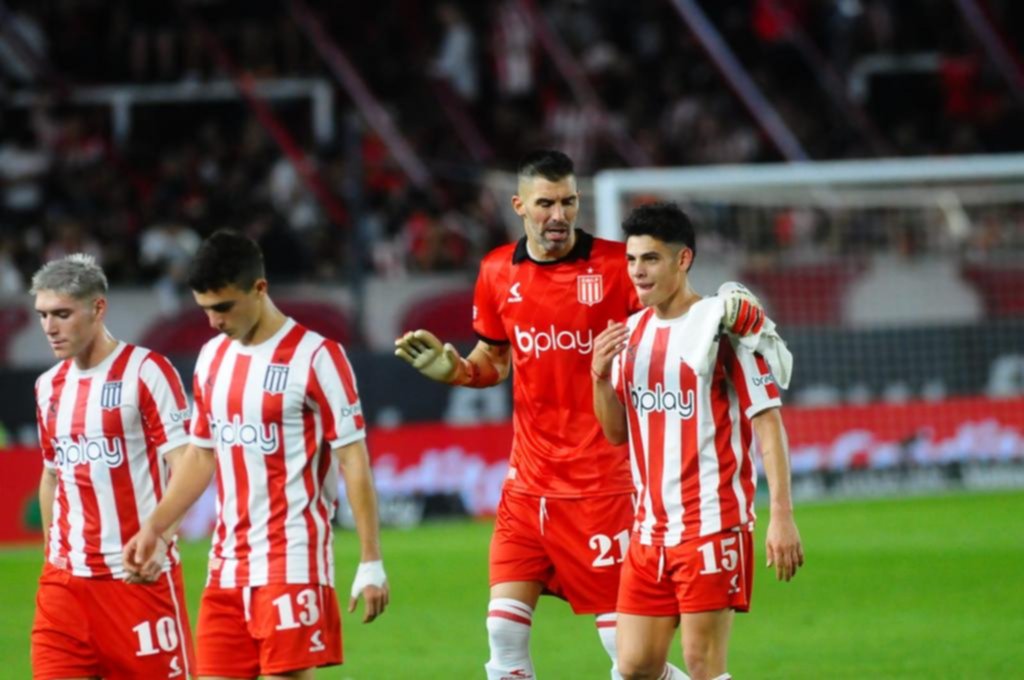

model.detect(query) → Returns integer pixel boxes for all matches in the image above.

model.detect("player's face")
[512,175,580,259]
[626,235,691,310]
[35,290,105,361]
[193,281,267,344]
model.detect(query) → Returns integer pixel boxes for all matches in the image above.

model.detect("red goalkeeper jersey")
[473,230,640,497]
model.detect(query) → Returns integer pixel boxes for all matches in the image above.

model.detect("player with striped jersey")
[396,151,765,680]
[30,254,196,680]
[592,203,804,680]
[124,231,388,678]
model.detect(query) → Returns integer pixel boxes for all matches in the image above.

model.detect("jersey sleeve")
[472,261,508,343]
[308,341,366,449]
[35,380,56,469]
[138,353,192,458]
[724,337,783,419]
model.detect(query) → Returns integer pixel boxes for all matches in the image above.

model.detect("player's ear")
[253,279,269,296]
[91,296,107,322]
[511,194,525,217]
[678,246,693,272]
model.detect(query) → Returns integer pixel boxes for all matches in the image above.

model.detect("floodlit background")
[1,1,1022,677]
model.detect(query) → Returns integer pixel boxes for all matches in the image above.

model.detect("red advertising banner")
[2,396,1022,542]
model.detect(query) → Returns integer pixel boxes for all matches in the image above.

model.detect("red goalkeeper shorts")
[196,583,342,677]
[32,561,195,680]
[490,490,635,614]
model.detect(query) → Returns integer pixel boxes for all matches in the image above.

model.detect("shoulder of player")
[480,241,518,269]
[588,237,628,264]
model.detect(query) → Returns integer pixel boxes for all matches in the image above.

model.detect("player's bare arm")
[125,445,189,584]
[751,407,805,582]
[38,468,56,550]
[592,320,630,445]
[395,330,511,387]
[335,439,390,623]
[123,443,216,574]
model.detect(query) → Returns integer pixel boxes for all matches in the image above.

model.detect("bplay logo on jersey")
[210,415,280,454]
[51,435,126,468]
[513,324,594,358]
[629,384,696,419]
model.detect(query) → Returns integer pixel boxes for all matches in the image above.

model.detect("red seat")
[741,263,862,327]
[139,300,359,357]
[0,305,29,364]
[962,265,1024,318]
[399,289,476,343]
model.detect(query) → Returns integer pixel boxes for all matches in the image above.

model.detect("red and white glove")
[721,282,765,336]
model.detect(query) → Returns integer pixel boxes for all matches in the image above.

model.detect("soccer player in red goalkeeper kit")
[592,202,804,680]
[396,151,766,679]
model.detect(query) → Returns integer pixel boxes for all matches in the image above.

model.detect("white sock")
[709,675,731,680]
[661,664,691,679]
[485,598,535,680]
[595,613,621,679]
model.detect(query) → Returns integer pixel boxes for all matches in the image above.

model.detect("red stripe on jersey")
[44,362,72,564]
[646,327,670,544]
[303,368,332,583]
[70,377,107,575]
[321,342,364,432]
[755,354,780,399]
[226,353,253,585]
[202,337,233,577]
[710,358,741,532]
[677,361,701,540]
[137,379,166,501]
[624,309,654,530]
[721,342,755,502]
[102,346,142,550]
[263,324,307,582]
[596,619,617,629]
[488,609,532,626]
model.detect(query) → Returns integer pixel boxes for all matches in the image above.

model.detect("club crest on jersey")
[263,364,290,394]
[100,381,123,409]
[577,274,603,306]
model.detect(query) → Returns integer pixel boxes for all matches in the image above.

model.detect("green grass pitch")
[2,490,1021,678]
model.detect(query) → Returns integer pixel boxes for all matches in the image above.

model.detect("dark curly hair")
[187,230,265,293]
[622,202,696,269]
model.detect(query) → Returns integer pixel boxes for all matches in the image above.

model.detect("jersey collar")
[512,229,595,265]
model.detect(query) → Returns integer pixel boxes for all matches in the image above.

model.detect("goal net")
[593,154,1024,498]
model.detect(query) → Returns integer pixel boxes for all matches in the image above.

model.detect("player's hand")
[592,319,629,381]
[349,560,389,623]
[765,514,804,582]
[721,282,765,336]
[123,522,161,580]
[394,330,460,383]
[124,534,170,585]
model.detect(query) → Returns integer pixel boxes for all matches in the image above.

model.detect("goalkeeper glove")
[721,282,765,336]
[394,329,461,383]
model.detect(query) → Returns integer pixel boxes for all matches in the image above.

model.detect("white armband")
[350,560,387,598]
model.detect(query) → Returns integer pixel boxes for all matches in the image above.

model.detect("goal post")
[593,153,1024,498]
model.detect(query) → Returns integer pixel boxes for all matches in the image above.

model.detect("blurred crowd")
[1,0,1023,299]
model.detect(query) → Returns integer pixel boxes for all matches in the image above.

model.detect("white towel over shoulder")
[681,282,793,389]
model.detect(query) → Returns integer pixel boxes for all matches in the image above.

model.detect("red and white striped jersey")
[190,317,365,588]
[612,305,782,546]
[35,342,191,578]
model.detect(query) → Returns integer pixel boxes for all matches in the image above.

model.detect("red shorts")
[617,529,754,616]
[32,561,196,680]
[196,583,342,677]
[490,490,635,614]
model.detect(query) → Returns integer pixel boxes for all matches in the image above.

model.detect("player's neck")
[73,329,118,370]
[239,298,287,346]
[653,282,700,320]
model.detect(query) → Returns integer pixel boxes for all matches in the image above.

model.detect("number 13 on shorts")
[272,588,327,652]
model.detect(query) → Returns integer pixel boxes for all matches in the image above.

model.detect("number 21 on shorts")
[272,588,327,652]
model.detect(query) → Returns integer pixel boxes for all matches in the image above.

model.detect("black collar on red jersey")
[512,229,595,265]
